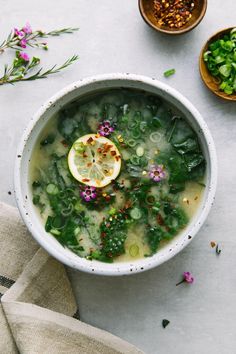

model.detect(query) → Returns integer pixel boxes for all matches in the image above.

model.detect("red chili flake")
[87,162,92,167]
[125,200,132,209]
[105,195,111,201]
[103,154,107,157]
[97,147,102,153]
[104,144,112,151]
[157,214,165,226]
[82,178,90,182]
[87,137,94,144]
[115,155,121,161]
[61,140,68,147]
[101,232,106,238]
[111,150,117,156]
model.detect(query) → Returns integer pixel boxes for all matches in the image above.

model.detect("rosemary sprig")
[0,53,78,85]
[0,25,79,53]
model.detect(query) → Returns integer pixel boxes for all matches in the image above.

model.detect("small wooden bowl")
[199,27,236,101]
[138,0,207,35]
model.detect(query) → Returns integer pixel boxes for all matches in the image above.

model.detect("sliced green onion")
[128,120,138,129]
[139,121,147,132]
[150,131,162,143]
[50,229,61,236]
[131,129,141,139]
[219,64,231,77]
[164,69,175,77]
[145,195,156,205]
[204,29,236,95]
[129,244,139,257]
[130,155,140,165]
[127,138,137,147]
[136,146,144,157]
[61,203,74,216]
[74,227,81,236]
[203,51,211,61]
[46,183,59,195]
[130,207,142,220]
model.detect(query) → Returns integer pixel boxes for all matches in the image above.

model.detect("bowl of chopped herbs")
[139,0,207,35]
[200,27,236,100]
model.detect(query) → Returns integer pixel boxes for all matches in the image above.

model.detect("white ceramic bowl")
[14,73,217,276]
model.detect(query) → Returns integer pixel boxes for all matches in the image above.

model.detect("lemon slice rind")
[68,134,121,188]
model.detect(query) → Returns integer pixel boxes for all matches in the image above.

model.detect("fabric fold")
[0,202,143,354]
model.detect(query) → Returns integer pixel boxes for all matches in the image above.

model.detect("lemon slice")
[68,134,121,188]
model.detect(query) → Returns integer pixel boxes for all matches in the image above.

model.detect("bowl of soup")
[14,73,217,275]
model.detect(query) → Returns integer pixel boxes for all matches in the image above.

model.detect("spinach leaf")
[58,117,78,138]
[184,153,204,171]
[169,118,194,144]
[147,226,164,254]
[173,138,199,155]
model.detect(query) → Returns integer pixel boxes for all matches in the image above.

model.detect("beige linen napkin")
[0,202,143,354]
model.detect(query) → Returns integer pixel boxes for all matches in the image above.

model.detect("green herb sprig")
[0,52,78,85]
[0,24,79,53]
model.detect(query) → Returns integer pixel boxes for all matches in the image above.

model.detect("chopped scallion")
[164,69,175,77]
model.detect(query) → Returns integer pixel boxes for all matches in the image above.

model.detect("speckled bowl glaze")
[14,73,217,276]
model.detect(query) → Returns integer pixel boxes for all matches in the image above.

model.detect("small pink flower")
[176,272,194,286]
[149,165,166,182]
[183,272,194,283]
[19,52,30,62]
[98,120,114,137]
[14,28,24,38]
[22,22,32,34]
[20,38,27,48]
[81,186,97,202]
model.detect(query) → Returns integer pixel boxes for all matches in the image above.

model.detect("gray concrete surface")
[0,0,236,353]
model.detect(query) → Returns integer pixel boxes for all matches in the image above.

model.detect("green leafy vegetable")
[204,28,236,95]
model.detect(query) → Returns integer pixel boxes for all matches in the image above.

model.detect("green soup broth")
[30,89,206,263]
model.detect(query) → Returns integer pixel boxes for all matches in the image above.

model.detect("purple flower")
[22,22,32,34]
[98,120,114,137]
[80,186,97,202]
[183,272,194,284]
[19,52,30,62]
[149,165,166,182]
[176,272,194,286]
[20,38,27,48]
[14,28,24,38]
